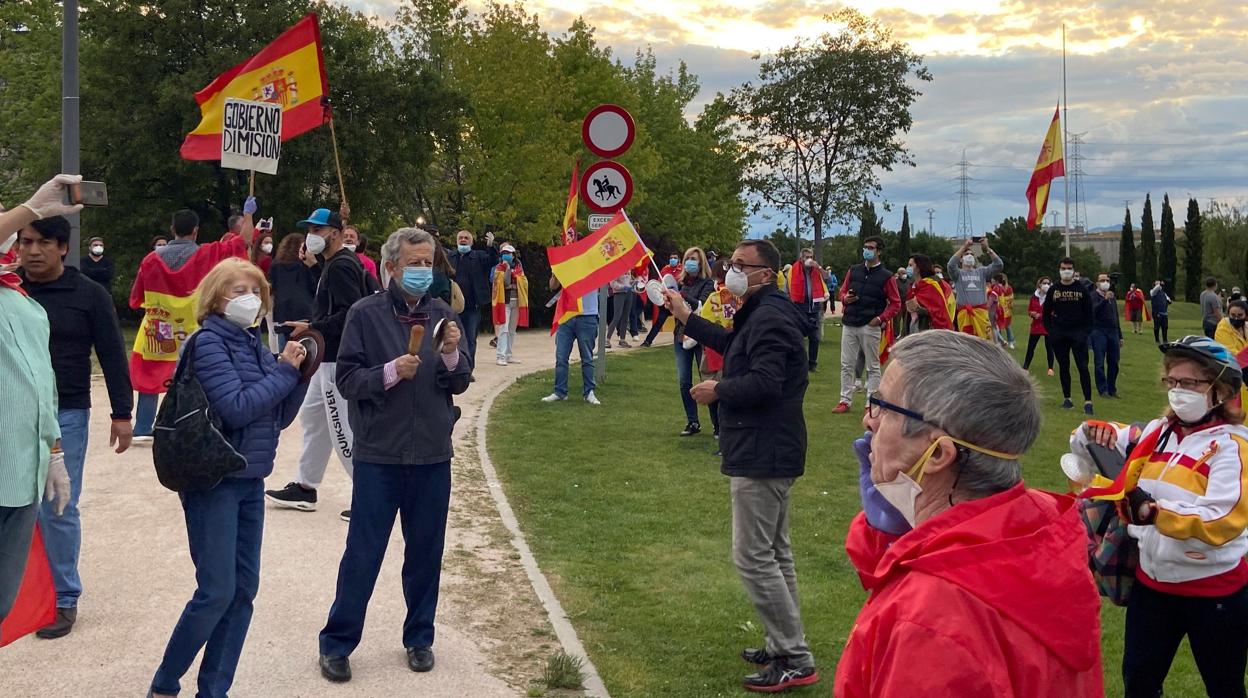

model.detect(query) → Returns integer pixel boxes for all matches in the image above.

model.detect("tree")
[1118,206,1136,288]
[765,227,804,263]
[735,8,930,263]
[908,232,953,268]
[857,197,882,241]
[897,205,911,267]
[988,216,1064,289]
[1139,193,1157,284]
[1159,194,1178,290]
[1184,197,1204,301]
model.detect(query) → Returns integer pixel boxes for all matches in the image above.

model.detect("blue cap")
[297,208,342,230]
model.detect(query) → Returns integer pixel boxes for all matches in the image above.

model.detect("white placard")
[221,98,282,175]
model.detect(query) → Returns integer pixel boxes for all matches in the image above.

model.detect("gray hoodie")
[947,254,1004,306]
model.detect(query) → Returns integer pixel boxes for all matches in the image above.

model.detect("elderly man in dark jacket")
[447,228,497,367]
[318,227,472,684]
[669,238,818,694]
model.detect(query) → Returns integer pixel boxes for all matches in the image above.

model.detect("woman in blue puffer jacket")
[149,258,309,698]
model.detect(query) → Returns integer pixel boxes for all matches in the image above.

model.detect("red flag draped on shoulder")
[548,211,647,300]
[552,161,584,334]
[1025,105,1065,230]
[180,14,330,160]
[0,525,55,647]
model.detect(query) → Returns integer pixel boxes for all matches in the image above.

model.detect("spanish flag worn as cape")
[788,261,828,304]
[911,277,954,330]
[180,14,330,160]
[0,524,55,647]
[957,304,991,340]
[128,237,248,394]
[492,264,529,328]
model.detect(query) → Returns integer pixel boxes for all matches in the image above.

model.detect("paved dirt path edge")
[475,374,611,698]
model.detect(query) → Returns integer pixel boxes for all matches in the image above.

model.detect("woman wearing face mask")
[902,254,953,332]
[268,234,317,352]
[251,233,275,275]
[1124,283,1149,335]
[1022,277,1055,375]
[1215,300,1248,407]
[673,247,716,436]
[148,259,308,698]
[342,226,379,282]
[1076,336,1248,697]
[490,244,529,366]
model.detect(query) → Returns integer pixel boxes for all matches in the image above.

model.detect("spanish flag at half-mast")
[1025,105,1065,230]
[548,211,648,300]
[180,13,329,160]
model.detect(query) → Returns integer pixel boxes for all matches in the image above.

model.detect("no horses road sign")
[581,160,633,213]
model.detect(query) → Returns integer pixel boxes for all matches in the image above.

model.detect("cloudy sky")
[351,0,1248,238]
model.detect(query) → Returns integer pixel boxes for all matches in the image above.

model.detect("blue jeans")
[135,392,160,437]
[152,479,264,698]
[460,304,483,368]
[1090,329,1121,396]
[320,460,452,656]
[629,295,646,335]
[553,315,598,398]
[0,502,39,625]
[39,408,89,608]
[675,341,704,424]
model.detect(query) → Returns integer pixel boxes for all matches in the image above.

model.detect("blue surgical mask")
[457,244,471,254]
[669,257,679,267]
[862,248,876,262]
[501,253,514,264]
[684,259,699,274]
[401,266,434,296]
[907,265,915,278]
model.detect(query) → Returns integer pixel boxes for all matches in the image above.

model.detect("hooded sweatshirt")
[835,483,1103,697]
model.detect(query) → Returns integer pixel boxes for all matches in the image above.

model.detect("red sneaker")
[832,402,851,414]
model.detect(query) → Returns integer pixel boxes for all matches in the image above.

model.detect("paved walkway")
[0,326,662,696]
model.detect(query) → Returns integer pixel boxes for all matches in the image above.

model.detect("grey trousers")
[0,502,40,626]
[839,323,882,404]
[730,477,814,667]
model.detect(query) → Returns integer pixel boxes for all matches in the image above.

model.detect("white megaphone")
[1060,453,1095,485]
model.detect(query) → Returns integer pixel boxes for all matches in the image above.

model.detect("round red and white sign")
[581,161,633,213]
[582,104,636,158]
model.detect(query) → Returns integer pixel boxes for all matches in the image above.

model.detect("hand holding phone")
[64,181,108,207]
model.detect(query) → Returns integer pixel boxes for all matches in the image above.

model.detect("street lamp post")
[63,0,81,267]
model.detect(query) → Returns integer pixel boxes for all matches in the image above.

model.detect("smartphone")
[65,181,108,207]
[970,236,984,256]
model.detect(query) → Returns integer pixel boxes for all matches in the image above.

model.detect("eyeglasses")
[1160,377,1212,391]
[867,393,928,423]
[729,262,771,274]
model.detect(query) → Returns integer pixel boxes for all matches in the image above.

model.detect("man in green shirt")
[0,175,79,627]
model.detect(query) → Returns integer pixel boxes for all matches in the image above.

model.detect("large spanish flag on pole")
[551,161,585,334]
[548,211,648,301]
[180,14,329,160]
[1025,105,1065,230]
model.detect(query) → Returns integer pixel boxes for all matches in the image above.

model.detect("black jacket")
[1043,281,1093,335]
[310,249,368,360]
[268,261,317,327]
[683,285,809,478]
[20,267,132,418]
[449,244,498,309]
[335,282,472,466]
[80,254,114,291]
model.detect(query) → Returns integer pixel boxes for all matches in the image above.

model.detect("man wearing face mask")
[317,227,471,682]
[265,208,367,519]
[788,248,828,371]
[1075,336,1248,696]
[946,238,1004,340]
[1090,272,1124,399]
[17,216,134,639]
[447,229,498,367]
[79,237,114,293]
[833,236,901,414]
[1044,258,1095,415]
[668,240,819,693]
[837,330,1102,696]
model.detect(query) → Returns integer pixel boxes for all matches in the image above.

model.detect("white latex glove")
[486,231,495,245]
[0,232,16,255]
[45,451,70,516]
[682,336,698,350]
[21,174,84,220]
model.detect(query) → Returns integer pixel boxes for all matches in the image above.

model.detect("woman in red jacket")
[1022,276,1054,376]
[1123,282,1149,334]
[837,330,1102,697]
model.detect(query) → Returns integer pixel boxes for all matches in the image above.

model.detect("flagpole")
[327,111,348,215]
[622,209,664,278]
[1062,22,1071,256]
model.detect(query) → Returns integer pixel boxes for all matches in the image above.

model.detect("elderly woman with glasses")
[836,330,1102,697]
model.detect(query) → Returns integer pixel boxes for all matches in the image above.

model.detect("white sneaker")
[497,358,508,366]
[584,391,602,406]
[509,357,522,364]
[1009,342,1016,349]
[132,435,154,445]
[541,393,567,403]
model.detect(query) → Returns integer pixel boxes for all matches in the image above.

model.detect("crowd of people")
[4,172,1248,696]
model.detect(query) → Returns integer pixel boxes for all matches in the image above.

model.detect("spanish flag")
[0,525,55,647]
[1025,105,1065,230]
[1081,427,1164,502]
[911,277,954,330]
[547,211,648,300]
[180,14,329,160]
[552,161,584,334]
[492,265,530,328]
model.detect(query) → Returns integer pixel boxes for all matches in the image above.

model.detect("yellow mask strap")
[904,435,1021,485]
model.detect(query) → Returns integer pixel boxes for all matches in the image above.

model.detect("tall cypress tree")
[898,205,912,267]
[1159,194,1178,291]
[1139,193,1157,284]
[1184,198,1204,302]
[858,196,881,242]
[1119,207,1136,289]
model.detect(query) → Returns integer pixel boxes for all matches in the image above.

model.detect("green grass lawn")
[489,301,1212,697]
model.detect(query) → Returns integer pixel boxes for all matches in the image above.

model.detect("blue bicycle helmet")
[1160,335,1243,391]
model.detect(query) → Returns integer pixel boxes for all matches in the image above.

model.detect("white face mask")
[90,245,104,256]
[1098,281,1111,291]
[962,254,975,267]
[803,258,814,267]
[725,267,751,298]
[305,233,327,255]
[1169,387,1213,424]
[935,272,943,279]
[344,244,358,253]
[875,470,924,529]
[223,293,262,329]
[1039,284,1051,295]
[261,243,273,254]
[1059,269,1074,281]
[0,232,15,255]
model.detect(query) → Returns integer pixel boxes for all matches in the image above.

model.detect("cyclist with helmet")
[1074,335,1248,697]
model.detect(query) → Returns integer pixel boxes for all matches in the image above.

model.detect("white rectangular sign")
[220,98,282,175]
[588,213,612,231]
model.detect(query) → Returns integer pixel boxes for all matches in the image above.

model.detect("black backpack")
[152,332,246,492]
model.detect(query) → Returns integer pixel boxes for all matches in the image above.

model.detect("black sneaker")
[743,660,819,692]
[1084,401,1094,415]
[1061,399,1073,410]
[741,647,772,665]
[680,422,701,437]
[265,482,318,511]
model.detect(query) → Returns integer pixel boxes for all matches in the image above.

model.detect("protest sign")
[220,98,282,174]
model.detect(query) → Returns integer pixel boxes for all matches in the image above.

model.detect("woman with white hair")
[836,330,1102,696]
